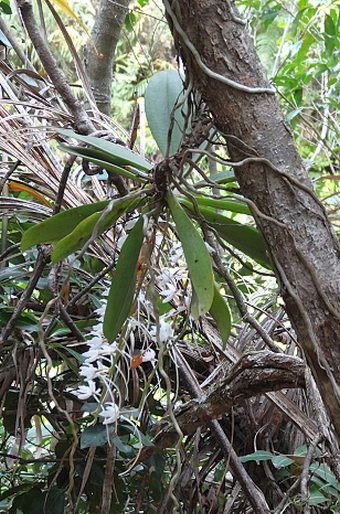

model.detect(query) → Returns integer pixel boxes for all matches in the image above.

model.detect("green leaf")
[324,14,337,53]
[190,287,200,320]
[59,144,148,183]
[272,455,294,469]
[209,284,231,345]
[44,488,66,514]
[167,192,214,316]
[179,195,250,215]
[240,450,274,463]
[310,476,340,499]
[81,424,114,449]
[103,216,144,341]
[185,203,271,269]
[125,11,137,31]
[145,70,187,156]
[310,463,340,492]
[51,196,142,262]
[11,487,45,514]
[196,169,236,186]
[21,200,109,251]
[111,434,133,455]
[57,128,152,171]
[308,486,328,506]
[0,1,12,15]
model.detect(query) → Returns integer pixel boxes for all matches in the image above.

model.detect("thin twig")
[300,435,322,513]
[66,259,116,310]
[53,154,77,215]
[1,247,50,344]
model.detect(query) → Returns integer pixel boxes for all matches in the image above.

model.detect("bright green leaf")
[240,450,274,463]
[167,192,214,316]
[185,203,271,269]
[196,169,236,186]
[57,129,152,171]
[0,1,11,15]
[310,476,340,499]
[308,486,328,506]
[310,463,340,492]
[209,284,231,345]
[103,216,144,341]
[179,195,250,215]
[21,200,109,251]
[59,144,148,183]
[145,70,187,156]
[272,455,294,469]
[51,196,141,262]
[190,287,200,320]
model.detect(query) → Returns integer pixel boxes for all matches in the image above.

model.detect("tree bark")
[164,0,340,439]
[151,351,305,441]
[85,0,130,115]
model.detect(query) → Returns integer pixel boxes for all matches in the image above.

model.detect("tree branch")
[85,0,131,115]
[153,351,304,440]
[17,0,93,134]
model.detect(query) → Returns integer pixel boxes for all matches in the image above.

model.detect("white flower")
[150,319,174,343]
[142,348,156,363]
[125,218,138,231]
[159,284,178,303]
[159,319,174,342]
[87,335,103,348]
[76,380,100,400]
[137,290,151,309]
[98,342,118,356]
[117,233,127,249]
[79,363,100,381]
[82,347,102,363]
[157,267,181,286]
[99,402,120,425]
[170,244,184,265]
[89,324,103,337]
[94,303,107,317]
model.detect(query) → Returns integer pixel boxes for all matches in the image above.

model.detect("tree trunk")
[85,0,130,115]
[164,0,340,439]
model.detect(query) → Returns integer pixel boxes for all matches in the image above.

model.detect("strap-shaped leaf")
[167,191,214,316]
[21,200,109,251]
[103,216,144,342]
[145,70,187,156]
[209,284,231,345]
[184,203,271,269]
[196,170,236,187]
[59,144,148,183]
[179,195,250,215]
[51,196,143,262]
[57,129,152,171]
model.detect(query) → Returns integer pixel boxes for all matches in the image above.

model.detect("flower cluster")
[73,233,190,425]
[73,296,158,425]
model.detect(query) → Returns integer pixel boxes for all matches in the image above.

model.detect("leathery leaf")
[184,203,271,269]
[103,216,144,341]
[51,196,143,262]
[57,129,152,171]
[209,284,231,345]
[59,145,148,183]
[21,200,109,251]
[167,192,214,316]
